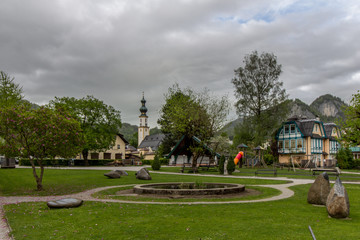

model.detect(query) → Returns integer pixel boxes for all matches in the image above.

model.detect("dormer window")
[284,125,289,134]
[290,124,295,134]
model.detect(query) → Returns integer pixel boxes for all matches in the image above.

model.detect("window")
[285,140,289,149]
[290,124,296,133]
[314,124,318,132]
[278,141,283,149]
[332,128,337,136]
[291,139,296,149]
[297,139,303,149]
[117,145,120,149]
[284,125,289,134]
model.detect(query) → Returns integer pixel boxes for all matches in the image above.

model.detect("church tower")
[138,93,150,146]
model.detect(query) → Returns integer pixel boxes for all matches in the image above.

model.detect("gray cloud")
[1,0,359,127]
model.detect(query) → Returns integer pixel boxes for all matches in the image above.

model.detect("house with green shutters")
[276,116,341,167]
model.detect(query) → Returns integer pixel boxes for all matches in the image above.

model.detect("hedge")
[142,158,169,166]
[19,159,115,167]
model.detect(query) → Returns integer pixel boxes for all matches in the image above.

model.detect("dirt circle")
[115,187,261,199]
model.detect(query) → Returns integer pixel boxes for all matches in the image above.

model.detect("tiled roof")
[138,133,166,151]
[323,123,337,140]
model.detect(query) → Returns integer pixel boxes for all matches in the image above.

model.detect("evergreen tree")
[151,153,161,170]
[218,155,225,174]
[226,155,235,175]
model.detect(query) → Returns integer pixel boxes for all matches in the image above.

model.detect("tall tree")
[0,71,23,107]
[0,106,84,190]
[231,51,288,145]
[158,84,229,169]
[50,96,122,165]
[0,71,25,166]
[341,91,360,146]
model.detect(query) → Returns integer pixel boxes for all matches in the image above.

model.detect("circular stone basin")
[133,182,245,196]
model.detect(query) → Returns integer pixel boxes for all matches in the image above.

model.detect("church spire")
[139,92,148,117]
[138,92,149,146]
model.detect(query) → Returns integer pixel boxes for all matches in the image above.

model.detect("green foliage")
[0,71,23,107]
[340,91,360,146]
[19,159,114,166]
[226,155,235,175]
[50,95,121,164]
[120,123,138,146]
[151,154,161,170]
[150,127,162,135]
[0,106,84,190]
[263,153,275,165]
[142,158,169,166]
[218,155,225,174]
[231,51,288,145]
[336,147,354,169]
[158,84,229,167]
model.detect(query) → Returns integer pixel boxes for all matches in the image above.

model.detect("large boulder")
[47,198,83,208]
[307,172,331,205]
[115,170,128,176]
[104,170,121,179]
[326,178,350,218]
[136,168,152,180]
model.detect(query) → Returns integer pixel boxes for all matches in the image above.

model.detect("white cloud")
[0,0,359,126]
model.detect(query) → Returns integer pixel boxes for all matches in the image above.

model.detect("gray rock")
[47,198,83,208]
[104,170,121,178]
[115,170,128,176]
[136,168,152,180]
[326,178,350,218]
[307,172,331,205]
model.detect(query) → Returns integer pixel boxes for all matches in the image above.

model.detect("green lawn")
[0,168,287,196]
[2,168,360,239]
[4,183,360,239]
[159,166,360,181]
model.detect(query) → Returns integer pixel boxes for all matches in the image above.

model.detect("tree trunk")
[82,149,89,166]
[29,158,44,191]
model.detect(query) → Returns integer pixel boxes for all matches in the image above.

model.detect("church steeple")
[139,92,148,117]
[138,92,150,146]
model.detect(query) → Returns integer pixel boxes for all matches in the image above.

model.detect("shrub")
[19,158,114,166]
[263,154,275,165]
[142,158,169,166]
[218,155,225,174]
[336,147,354,169]
[151,154,161,170]
[227,155,235,175]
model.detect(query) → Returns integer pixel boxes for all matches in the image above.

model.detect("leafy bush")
[19,158,114,166]
[218,155,225,174]
[227,155,235,175]
[142,158,169,166]
[263,154,275,165]
[336,147,354,169]
[151,154,161,170]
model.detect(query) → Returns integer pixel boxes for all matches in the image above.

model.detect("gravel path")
[1,169,359,240]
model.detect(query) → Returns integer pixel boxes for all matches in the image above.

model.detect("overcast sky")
[1,0,359,127]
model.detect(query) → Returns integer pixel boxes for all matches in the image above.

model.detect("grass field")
[0,168,287,196]
[159,166,360,181]
[2,167,360,239]
[4,183,360,239]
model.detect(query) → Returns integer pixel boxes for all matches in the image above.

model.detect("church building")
[138,93,150,146]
